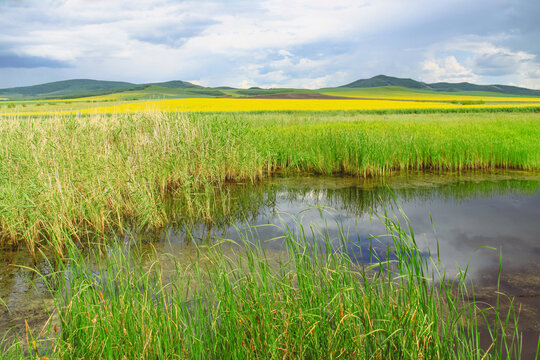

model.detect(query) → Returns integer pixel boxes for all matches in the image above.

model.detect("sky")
[1,0,539,89]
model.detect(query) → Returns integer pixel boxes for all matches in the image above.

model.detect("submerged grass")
[0,111,539,252]
[2,211,524,359]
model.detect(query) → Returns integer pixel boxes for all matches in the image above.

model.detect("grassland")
[0,111,539,254]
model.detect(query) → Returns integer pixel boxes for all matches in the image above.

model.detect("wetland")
[1,110,540,358]
[2,170,539,358]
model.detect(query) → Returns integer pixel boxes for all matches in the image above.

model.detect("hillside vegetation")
[2,75,540,100]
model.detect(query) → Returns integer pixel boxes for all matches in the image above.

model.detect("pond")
[2,170,540,354]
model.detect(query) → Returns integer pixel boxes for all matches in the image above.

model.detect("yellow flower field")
[78,98,456,113]
[2,97,540,116]
[72,98,540,113]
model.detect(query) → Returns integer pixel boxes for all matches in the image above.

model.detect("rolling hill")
[341,75,429,89]
[0,79,204,100]
[341,75,540,96]
[0,79,138,99]
[1,75,540,100]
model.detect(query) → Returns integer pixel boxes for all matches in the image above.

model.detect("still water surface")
[1,170,540,351]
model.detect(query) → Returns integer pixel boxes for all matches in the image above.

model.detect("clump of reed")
[0,111,263,254]
[255,112,539,176]
[0,111,539,253]
[4,212,524,359]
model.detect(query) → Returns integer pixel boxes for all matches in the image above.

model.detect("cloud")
[0,53,70,68]
[0,0,539,88]
[472,48,535,76]
[422,56,477,83]
[133,21,217,48]
[473,52,524,76]
[526,67,540,79]
[420,35,540,88]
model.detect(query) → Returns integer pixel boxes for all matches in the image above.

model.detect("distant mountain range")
[1,75,539,100]
[341,75,540,96]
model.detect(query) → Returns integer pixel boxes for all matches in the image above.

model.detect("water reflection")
[1,170,540,351]
[150,171,540,283]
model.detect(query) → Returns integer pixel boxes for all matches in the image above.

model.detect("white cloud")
[239,80,251,89]
[278,50,293,57]
[422,56,477,83]
[420,35,540,88]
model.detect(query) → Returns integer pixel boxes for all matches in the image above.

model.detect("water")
[2,170,540,354]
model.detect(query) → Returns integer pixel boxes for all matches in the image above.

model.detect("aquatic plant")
[2,211,525,359]
[0,111,539,252]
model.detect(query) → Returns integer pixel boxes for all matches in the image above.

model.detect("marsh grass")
[2,210,526,359]
[0,111,262,254]
[0,111,539,253]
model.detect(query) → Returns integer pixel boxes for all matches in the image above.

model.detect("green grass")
[451,100,485,105]
[0,111,539,253]
[2,209,524,359]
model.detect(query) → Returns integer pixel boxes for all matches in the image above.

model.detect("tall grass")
[0,111,539,252]
[0,112,262,254]
[3,211,524,359]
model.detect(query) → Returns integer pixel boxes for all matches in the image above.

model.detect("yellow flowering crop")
[2,97,540,116]
[72,98,539,114]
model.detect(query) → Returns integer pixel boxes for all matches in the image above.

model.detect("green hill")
[1,75,540,100]
[0,79,137,99]
[342,75,429,89]
[428,82,540,95]
[342,75,540,96]
[0,79,204,100]
[149,80,202,89]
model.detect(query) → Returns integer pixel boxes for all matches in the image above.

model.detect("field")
[1,85,540,115]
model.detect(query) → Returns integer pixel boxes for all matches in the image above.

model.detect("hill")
[0,79,204,100]
[341,75,540,96]
[148,80,202,89]
[341,75,429,89]
[0,79,138,99]
[1,75,540,100]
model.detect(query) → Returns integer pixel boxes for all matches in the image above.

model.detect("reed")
[3,210,524,359]
[0,111,539,252]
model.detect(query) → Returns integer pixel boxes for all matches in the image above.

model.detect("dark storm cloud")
[0,53,70,68]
